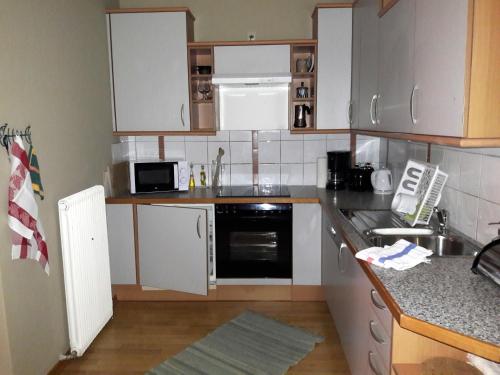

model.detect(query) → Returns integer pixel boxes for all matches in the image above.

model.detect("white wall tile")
[431,146,460,189]
[479,154,500,205]
[476,199,500,245]
[185,141,208,164]
[280,130,303,141]
[327,133,350,141]
[259,141,280,163]
[164,135,184,142]
[327,139,350,152]
[135,136,157,142]
[303,134,326,141]
[356,138,380,164]
[230,141,252,163]
[259,164,280,185]
[281,141,303,163]
[408,142,428,162]
[303,163,317,186]
[164,141,185,160]
[230,130,252,142]
[230,164,253,185]
[185,135,208,142]
[304,139,327,163]
[135,141,159,159]
[281,164,303,185]
[258,130,281,142]
[208,130,230,142]
[459,152,481,196]
[453,191,478,240]
[208,141,230,164]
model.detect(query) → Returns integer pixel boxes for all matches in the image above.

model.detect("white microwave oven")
[129,160,189,194]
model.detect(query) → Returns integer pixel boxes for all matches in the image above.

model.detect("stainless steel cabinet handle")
[410,85,417,125]
[369,320,386,344]
[370,289,386,310]
[181,103,185,127]
[368,351,383,375]
[370,94,377,125]
[375,94,381,125]
[338,243,347,273]
[330,226,336,237]
[196,214,201,239]
[348,101,353,125]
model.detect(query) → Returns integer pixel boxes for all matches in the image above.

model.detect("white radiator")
[58,185,113,356]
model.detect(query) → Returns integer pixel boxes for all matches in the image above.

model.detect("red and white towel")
[7,136,49,275]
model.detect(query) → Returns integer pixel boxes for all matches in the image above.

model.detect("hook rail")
[0,124,32,152]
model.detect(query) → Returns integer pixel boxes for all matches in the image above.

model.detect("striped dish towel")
[355,239,433,271]
[28,144,44,200]
[7,136,49,275]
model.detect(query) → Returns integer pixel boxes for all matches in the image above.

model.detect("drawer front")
[367,308,392,369]
[368,287,392,333]
[367,338,391,375]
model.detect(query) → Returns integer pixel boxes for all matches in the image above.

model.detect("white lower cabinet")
[137,204,209,295]
[293,204,321,285]
[322,213,392,375]
[106,204,136,284]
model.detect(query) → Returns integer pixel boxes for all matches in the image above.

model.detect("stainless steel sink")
[365,233,479,257]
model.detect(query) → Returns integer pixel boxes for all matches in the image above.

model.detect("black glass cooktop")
[216,185,291,198]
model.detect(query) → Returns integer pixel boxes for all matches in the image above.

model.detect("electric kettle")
[371,167,393,195]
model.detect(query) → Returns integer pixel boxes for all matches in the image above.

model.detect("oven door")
[133,162,178,193]
[215,205,292,278]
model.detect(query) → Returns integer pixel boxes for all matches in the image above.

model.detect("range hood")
[212,73,292,86]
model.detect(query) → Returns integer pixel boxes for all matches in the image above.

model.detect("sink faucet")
[433,207,448,235]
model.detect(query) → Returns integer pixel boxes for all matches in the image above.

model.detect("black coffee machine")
[326,151,351,190]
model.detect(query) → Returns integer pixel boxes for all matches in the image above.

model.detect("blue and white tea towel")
[356,239,433,271]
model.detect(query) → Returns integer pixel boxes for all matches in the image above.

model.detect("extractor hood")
[212,73,292,86]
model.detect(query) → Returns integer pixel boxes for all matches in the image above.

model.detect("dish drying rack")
[391,159,448,226]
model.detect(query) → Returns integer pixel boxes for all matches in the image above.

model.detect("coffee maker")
[326,151,351,190]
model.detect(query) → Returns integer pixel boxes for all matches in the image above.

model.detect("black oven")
[215,203,292,279]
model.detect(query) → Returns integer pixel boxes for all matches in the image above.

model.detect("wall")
[383,139,500,246]
[119,0,352,41]
[113,132,380,186]
[0,1,115,374]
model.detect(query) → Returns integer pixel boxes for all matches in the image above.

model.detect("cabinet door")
[214,45,290,74]
[321,215,341,322]
[350,3,362,129]
[377,0,415,133]
[293,204,321,285]
[316,8,352,130]
[106,204,136,284]
[137,205,208,295]
[356,0,380,130]
[413,0,468,137]
[109,12,190,132]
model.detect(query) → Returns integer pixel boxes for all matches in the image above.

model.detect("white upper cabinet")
[377,0,415,133]
[214,45,290,74]
[355,0,380,130]
[413,0,468,137]
[108,12,191,132]
[316,8,353,130]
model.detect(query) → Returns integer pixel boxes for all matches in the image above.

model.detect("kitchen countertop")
[105,187,500,361]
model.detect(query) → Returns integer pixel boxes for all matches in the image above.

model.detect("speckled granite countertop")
[318,189,500,353]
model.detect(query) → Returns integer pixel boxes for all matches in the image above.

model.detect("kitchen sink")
[365,233,479,257]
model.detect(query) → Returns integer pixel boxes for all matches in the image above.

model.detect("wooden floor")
[51,301,350,375]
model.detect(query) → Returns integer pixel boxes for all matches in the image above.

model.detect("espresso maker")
[326,151,351,190]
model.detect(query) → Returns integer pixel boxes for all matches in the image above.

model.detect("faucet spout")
[433,207,448,235]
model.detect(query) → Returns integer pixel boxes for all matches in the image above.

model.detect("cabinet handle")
[196,214,201,239]
[338,243,347,273]
[368,351,383,375]
[181,103,185,127]
[370,289,387,310]
[370,94,377,125]
[375,94,381,125]
[410,85,417,125]
[348,101,353,125]
[369,320,386,344]
[330,226,336,237]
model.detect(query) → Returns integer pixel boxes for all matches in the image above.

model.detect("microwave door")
[134,162,176,193]
[174,164,179,190]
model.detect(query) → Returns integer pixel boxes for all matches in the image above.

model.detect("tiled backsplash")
[112,130,380,187]
[384,139,500,245]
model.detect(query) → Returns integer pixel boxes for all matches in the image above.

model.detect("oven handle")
[196,215,201,239]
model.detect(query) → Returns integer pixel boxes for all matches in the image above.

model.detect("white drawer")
[368,286,393,334]
[367,308,392,370]
[367,337,391,375]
